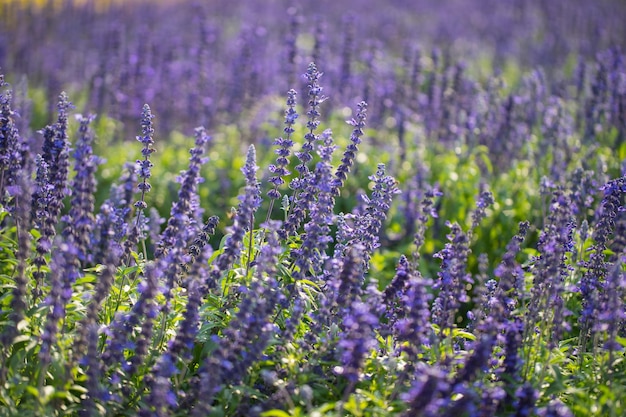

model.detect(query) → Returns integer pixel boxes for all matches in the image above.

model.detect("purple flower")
[192,223,283,415]
[524,189,574,353]
[133,104,156,214]
[168,245,211,363]
[579,176,626,352]
[393,269,434,363]
[294,62,325,176]
[206,145,261,289]
[139,353,178,417]
[431,222,472,346]
[470,190,494,235]
[102,260,163,376]
[514,383,538,417]
[595,253,626,357]
[30,93,73,298]
[383,255,412,313]
[266,89,297,214]
[351,163,400,266]
[184,215,219,273]
[0,82,28,203]
[154,126,211,259]
[80,324,105,415]
[0,168,33,346]
[401,364,448,417]
[281,63,327,239]
[107,163,137,243]
[327,244,366,313]
[62,114,101,265]
[451,336,495,386]
[538,399,575,417]
[291,129,337,281]
[124,104,156,258]
[332,101,367,197]
[74,203,122,363]
[39,242,81,367]
[337,301,378,392]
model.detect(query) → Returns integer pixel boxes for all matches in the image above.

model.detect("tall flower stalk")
[125,104,156,260]
[266,89,297,222]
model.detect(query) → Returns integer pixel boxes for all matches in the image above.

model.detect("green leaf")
[261,409,294,417]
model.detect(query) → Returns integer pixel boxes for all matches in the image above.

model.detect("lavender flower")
[297,62,326,176]
[523,189,574,364]
[383,255,412,314]
[206,145,261,289]
[0,169,32,346]
[308,244,366,356]
[431,222,471,345]
[74,203,121,361]
[30,94,73,298]
[401,364,448,417]
[184,215,219,274]
[30,155,53,300]
[44,92,72,206]
[538,399,575,417]
[579,176,626,352]
[291,129,337,281]
[331,101,367,196]
[451,336,495,386]
[154,126,210,259]
[102,260,162,376]
[328,244,366,314]
[338,15,354,99]
[281,62,327,239]
[469,190,494,235]
[410,186,442,270]
[337,301,378,397]
[352,163,400,266]
[0,83,27,201]
[192,223,282,416]
[266,89,297,218]
[501,318,524,387]
[139,245,212,416]
[62,114,101,265]
[393,269,434,363]
[595,252,626,358]
[125,104,156,256]
[139,353,178,417]
[170,245,212,363]
[80,324,104,417]
[107,162,137,243]
[39,242,81,368]
[514,383,539,417]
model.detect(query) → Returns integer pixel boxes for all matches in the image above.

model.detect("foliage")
[1,1,626,416]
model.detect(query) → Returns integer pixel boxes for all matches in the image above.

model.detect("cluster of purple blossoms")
[523,189,575,361]
[337,301,378,396]
[266,89,297,208]
[192,224,283,416]
[0,80,28,202]
[154,126,211,259]
[390,257,434,364]
[102,259,162,377]
[281,62,326,239]
[350,163,400,266]
[579,176,626,352]
[62,114,101,265]
[291,129,337,282]
[206,145,261,289]
[331,101,367,196]
[431,222,472,346]
[126,103,156,255]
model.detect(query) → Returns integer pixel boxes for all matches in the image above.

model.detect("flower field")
[1,0,626,416]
